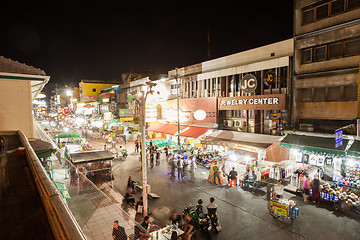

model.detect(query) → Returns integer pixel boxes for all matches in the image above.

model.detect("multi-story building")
[169,39,294,135]
[164,39,294,161]
[79,79,120,103]
[293,0,360,133]
[0,56,49,138]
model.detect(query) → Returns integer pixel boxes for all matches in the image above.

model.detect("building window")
[302,0,359,25]
[344,85,357,101]
[301,88,313,102]
[302,9,314,24]
[314,46,327,61]
[345,38,360,56]
[314,88,326,102]
[316,4,329,20]
[348,0,360,10]
[328,42,343,59]
[302,48,313,64]
[92,88,96,92]
[331,0,345,15]
[235,75,240,92]
[327,87,341,101]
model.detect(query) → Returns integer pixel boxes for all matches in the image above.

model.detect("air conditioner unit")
[223,120,232,127]
[233,120,241,127]
[300,123,314,132]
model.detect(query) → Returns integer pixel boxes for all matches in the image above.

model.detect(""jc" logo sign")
[240,74,257,94]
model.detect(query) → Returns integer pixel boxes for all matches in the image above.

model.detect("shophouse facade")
[293,0,360,133]
[167,39,294,161]
[169,39,294,135]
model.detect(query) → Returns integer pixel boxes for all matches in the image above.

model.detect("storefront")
[147,97,217,148]
[274,133,360,210]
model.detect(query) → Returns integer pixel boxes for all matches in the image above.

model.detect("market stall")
[69,150,114,189]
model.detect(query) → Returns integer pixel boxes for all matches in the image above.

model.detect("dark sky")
[0,0,293,91]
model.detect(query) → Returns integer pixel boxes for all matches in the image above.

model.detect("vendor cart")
[267,186,299,222]
[268,198,299,222]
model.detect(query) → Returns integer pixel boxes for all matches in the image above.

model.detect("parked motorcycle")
[182,205,212,233]
[208,212,221,233]
[118,149,128,161]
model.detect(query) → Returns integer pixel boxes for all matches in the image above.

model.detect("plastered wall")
[0,79,34,138]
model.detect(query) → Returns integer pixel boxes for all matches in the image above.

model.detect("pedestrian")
[165,146,169,157]
[135,140,139,153]
[190,159,197,182]
[311,176,321,204]
[177,158,183,179]
[170,158,176,179]
[213,165,221,185]
[228,167,238,186]
[150,151,154,168]
[273,180,284,198]
[156,149,161,166]
[104,144,107,150]
[135,196,144,215]
[303,175,311,203]
[167,154,172,175]
[112,220,127,240]
[134,216,150,239]
[181,213,196,240]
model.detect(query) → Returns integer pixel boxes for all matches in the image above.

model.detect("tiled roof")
[0,56,46,76]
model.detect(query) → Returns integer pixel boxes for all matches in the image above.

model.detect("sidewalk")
[51,156,139,240]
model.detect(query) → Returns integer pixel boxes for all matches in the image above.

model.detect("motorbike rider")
[196,199,204,216]
[207,197,217,216]
[207,197,219,231]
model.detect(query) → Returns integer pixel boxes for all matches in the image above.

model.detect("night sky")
[0,1,293,92]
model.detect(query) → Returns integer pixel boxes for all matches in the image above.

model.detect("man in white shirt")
[273,180,284,198]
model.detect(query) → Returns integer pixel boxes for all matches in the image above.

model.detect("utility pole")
[175,68,181,151]
[140,90,147,217]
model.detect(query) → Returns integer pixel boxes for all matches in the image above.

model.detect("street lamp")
[137,82,157,217]
[170,68,181,151]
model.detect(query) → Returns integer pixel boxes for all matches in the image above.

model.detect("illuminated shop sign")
[240,74,257,94]
[218,94,286,111]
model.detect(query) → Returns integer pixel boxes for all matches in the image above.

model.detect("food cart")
[69,150,114,189]
[268,187,299,222]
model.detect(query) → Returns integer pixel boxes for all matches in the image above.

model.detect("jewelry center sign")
[218,94,286,111]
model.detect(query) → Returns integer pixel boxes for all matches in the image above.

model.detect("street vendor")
[273,180,284,198]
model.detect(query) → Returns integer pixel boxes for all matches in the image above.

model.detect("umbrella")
[54,132,81,139]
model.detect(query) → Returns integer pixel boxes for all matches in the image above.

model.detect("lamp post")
[172,68,181,151]
[138,82,157,217]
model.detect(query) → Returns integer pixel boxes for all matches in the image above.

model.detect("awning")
[346,140,360,157]
[280,133,349,155]
[204,130,281,149]
[179,126,211,138]
[147,123,187,135]
[70,150,114,164]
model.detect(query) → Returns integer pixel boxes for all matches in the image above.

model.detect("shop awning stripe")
[280,134,350,155]
[178,126,210,138]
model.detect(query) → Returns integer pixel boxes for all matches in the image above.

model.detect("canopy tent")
[70,150,114,164]
[346,140,360,157]
[29,138,55,159]
[103,118,122,125]
[179,126,211,138]
[147,123,187,135]
[280,133,349,155]
[54,132,81,139]
[204,130,280,149]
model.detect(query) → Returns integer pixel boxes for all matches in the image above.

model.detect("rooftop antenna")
[207,25,211,60]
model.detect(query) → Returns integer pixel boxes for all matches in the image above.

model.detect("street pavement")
[39,126,360,240]
[108,140,360,240]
